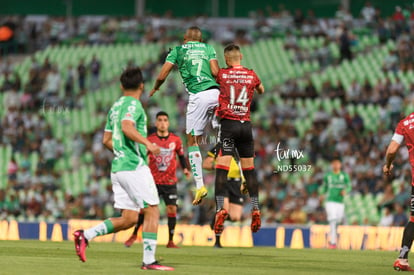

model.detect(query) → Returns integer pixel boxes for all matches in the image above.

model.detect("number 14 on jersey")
[229,85,249,106]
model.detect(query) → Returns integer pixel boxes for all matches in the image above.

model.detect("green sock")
[84,219,114,240]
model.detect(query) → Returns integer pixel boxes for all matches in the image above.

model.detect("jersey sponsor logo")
[404,118,414,126]
[222,73,254,79]
[168,194,178,199]
[182,43,206,49]
[155,148,174,172]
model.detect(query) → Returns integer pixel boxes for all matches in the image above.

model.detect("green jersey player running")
[73,67,173,271]
[150,26,220,205]
[319,157,351,249]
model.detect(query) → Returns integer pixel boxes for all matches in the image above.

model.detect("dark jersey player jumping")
[213,44,265,235]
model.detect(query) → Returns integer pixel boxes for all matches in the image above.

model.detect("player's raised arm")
[122,120,160,155]
[150,62,174,97]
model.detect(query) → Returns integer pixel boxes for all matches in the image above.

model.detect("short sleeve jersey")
[216,66,261,121]
[147,133,184,185]
[393,113,414,169]
[105,96,148,172]
[166,41,218,94]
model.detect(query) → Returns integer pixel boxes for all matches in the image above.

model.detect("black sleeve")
[179,155,188,170]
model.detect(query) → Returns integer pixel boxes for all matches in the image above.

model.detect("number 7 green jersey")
[166,41,219,94]
[105,96,148,172]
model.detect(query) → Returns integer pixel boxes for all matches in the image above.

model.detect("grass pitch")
[0,240,397,274]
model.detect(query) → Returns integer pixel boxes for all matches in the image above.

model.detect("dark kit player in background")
[124,111,190,248]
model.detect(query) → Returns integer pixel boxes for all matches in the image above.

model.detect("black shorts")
[218,119,254,158]
[411,185,414,216]
[156,184,177,206]
[226,179,244,206]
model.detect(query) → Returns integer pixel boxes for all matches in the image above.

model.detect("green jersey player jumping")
[150,26,220,205]
[319,157,351,249]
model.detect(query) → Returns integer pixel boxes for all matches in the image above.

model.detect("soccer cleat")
[73,230,88,262]
[251,209,261,233]
[124,234,137,248]
[328,243,337,249]
[214,242,223,249]
[166,241,179,248]
[214,209,229,234]
[393,259,414,271]
[192,186,208,205]
[141,261,174,271]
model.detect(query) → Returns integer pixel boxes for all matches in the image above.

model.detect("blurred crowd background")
[1,1,414,228]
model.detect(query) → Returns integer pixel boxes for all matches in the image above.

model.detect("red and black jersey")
[216,66,261,121]
[148,133,184,185]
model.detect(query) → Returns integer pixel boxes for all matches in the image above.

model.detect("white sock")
[329,221,337,245]
[143,232,157,264]
[83,219,114,241]
[189,146,204,189]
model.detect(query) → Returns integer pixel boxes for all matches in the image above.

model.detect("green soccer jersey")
[319,171,351,203]
[105,96,148,172]
[166,41,218,94]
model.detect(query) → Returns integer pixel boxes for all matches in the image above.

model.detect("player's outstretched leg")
[394,220,414,271]
[74,219,115,262]
[214,166,229,236]
[243,167,261,233]
[124,211,144,248]
[73,230,88,262]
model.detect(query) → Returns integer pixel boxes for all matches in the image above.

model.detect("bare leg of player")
[74,209,138,262]
[124,209,144,247]
[241,158,261,233]
[141,205,160,264]
[187,134,208,205]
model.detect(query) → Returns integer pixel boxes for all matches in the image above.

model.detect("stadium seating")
[1,28,408,224]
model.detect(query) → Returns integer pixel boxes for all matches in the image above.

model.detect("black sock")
[210,214,216,230]
[215,234,221,245]
[167,214,176,241]
[215,168,228,210]
[243,169,259,210]
[133,213,144,235]
[399,221,414,259]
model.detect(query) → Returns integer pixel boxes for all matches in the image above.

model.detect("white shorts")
[111,165,160,211]
[325,201,345,223]
[186,88,219,135]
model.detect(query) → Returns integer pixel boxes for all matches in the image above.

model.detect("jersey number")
[230,85,249,106]
[192,59,203,77]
